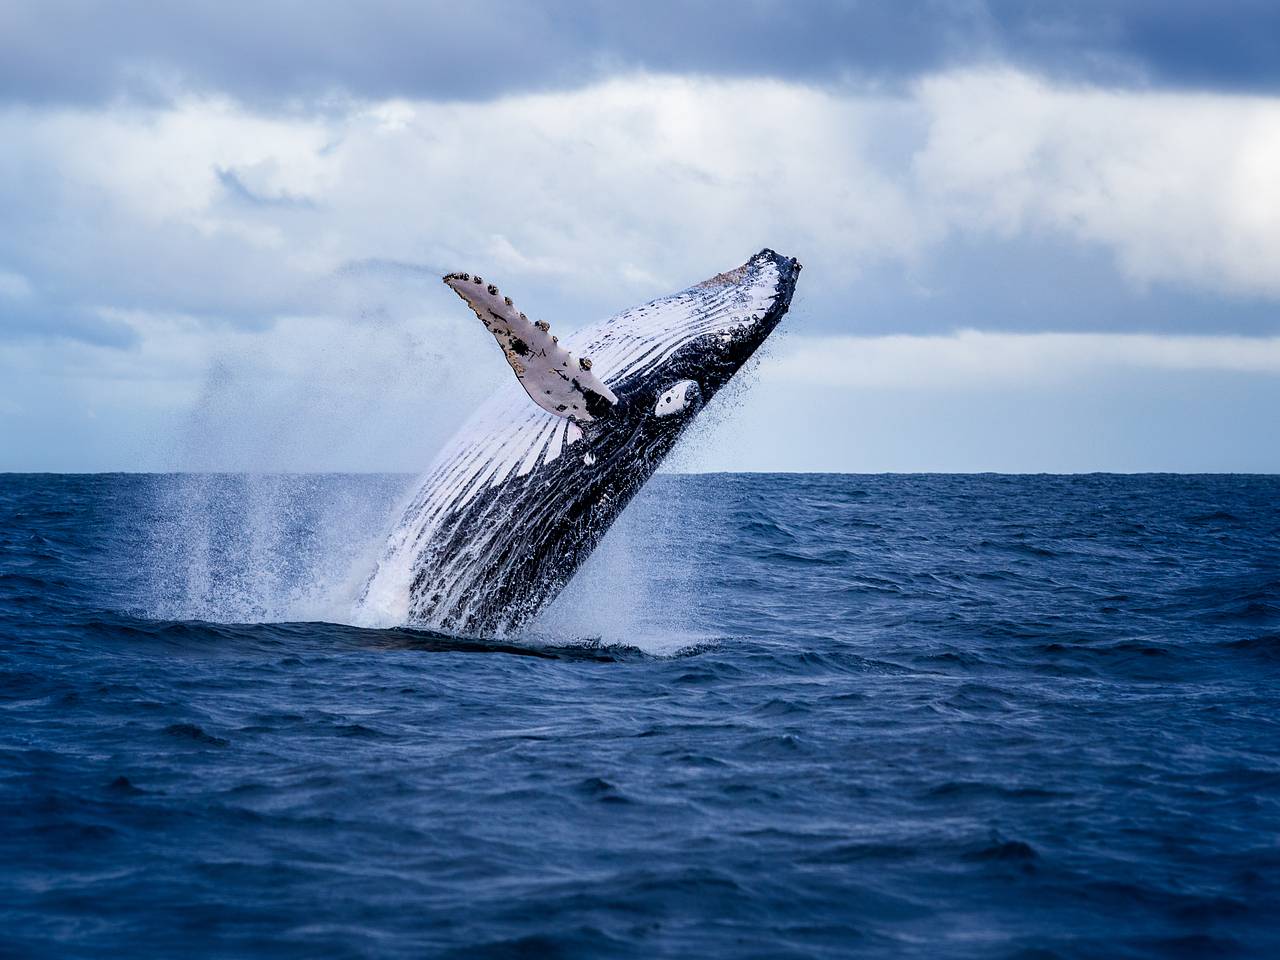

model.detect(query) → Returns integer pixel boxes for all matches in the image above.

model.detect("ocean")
[1,472,1277,958]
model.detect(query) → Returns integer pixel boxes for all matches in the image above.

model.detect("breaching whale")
[356,249,801,636]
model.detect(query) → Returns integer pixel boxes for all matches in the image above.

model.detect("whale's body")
[357,249,801,636]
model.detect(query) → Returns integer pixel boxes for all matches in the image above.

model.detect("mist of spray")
[144,472,410,623]
[140,264,471,624]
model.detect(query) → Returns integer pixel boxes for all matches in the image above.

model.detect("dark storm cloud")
[987,0,1280,93]
[2,0,1278,108]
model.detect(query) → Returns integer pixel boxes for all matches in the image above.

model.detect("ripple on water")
[0,473,1278,958]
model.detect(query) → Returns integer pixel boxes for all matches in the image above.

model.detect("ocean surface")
[1,472,1277,959]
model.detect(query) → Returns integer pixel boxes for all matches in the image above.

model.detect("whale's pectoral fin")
[444,273,618,422]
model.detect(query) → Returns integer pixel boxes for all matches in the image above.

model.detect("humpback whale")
[357,249,801,636]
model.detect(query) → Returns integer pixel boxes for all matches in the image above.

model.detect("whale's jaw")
[356,249,801,637]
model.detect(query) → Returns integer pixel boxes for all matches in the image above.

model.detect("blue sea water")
[1,472,1278,959]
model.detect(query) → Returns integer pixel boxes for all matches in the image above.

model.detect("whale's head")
[581,249,801,425]
[439,248,799,431]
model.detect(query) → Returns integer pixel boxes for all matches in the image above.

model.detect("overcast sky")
[1,0,1277,472]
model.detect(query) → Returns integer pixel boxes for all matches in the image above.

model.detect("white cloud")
[763,331,1280,390]
[0,77,923,338]
[4,69,1280,469]
[3,67,1279,348]
[915,69,1280,297]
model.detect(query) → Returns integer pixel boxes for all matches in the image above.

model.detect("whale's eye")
[654,380,702,417]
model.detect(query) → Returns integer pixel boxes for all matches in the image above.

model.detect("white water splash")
[143,473,412,624]
[530,478,716,656]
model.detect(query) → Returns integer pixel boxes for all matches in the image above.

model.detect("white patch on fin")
[444,273,618,421]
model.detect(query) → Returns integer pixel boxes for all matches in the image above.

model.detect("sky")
[1,0,1278,473]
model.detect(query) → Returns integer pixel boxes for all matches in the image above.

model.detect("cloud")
[0,77,930,346]
[2,68,1279,354]
[3,6,1278,474]
[0,270,33,300]
[915,69,1280,299]
[215,166,317,208]
[3,1,1280,110]
[3,67,1280,471]
[0,304,495,471]
[763,331,1280,390]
